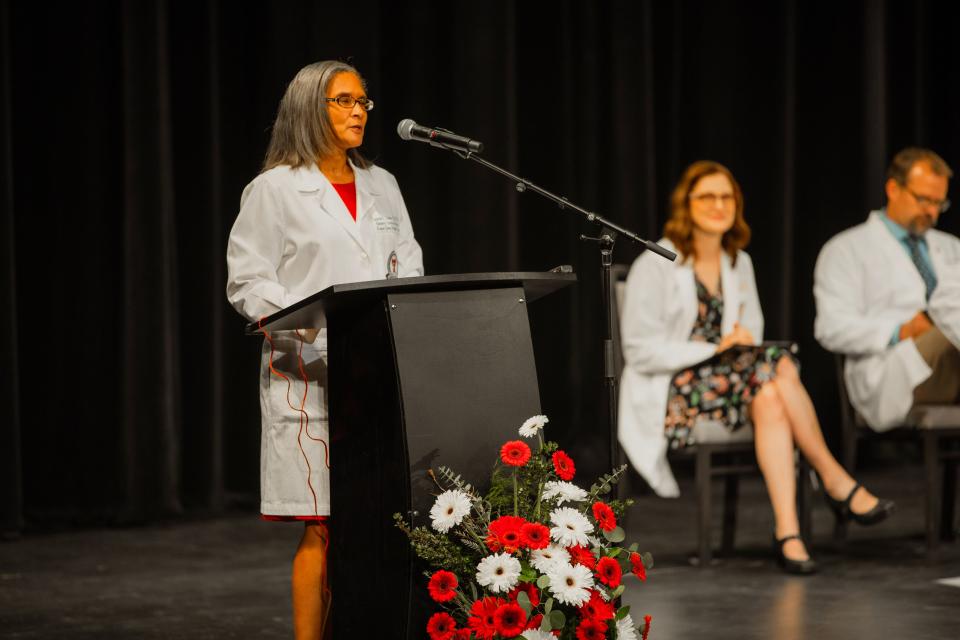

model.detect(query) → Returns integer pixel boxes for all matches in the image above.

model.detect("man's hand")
[899,311,933,342]
[718,324,755,352]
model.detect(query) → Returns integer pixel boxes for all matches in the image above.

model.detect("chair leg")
[941,460,957,542]
[721,475,738,555]
[923,432,941,554]
[696,447,712,566]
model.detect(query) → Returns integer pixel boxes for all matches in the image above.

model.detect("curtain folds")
[3,0,959,530]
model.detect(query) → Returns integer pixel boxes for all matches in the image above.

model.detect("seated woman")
[617,160,894,574]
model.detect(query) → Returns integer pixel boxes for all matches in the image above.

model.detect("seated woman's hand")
[717,324,755,352]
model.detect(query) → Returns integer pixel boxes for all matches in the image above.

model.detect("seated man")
[814,147,960,431]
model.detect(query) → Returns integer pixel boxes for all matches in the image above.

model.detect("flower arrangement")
[394,415,654,640]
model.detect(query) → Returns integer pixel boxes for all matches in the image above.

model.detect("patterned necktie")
[905,234,937,300]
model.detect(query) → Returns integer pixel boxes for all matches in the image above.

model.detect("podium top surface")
[245,270,577,334]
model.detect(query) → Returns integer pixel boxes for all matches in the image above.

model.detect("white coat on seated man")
[814,147,960,431]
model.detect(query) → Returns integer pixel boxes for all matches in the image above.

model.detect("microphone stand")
[436,142,676,472]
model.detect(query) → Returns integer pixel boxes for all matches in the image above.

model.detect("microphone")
[397,119,484,153]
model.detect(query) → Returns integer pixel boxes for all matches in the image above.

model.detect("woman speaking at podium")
[617,161,892,574]
[225,60,423,638]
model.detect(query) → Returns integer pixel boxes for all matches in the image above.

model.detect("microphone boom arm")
[442,144,676,261]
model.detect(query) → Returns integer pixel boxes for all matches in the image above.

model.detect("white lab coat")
[618,239,764,497]
[814,210,960,431]
[226,161,424,515]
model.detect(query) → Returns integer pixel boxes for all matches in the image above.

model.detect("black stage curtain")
[3,0,960,532]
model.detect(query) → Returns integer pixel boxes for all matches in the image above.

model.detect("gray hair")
[262,60,371,172]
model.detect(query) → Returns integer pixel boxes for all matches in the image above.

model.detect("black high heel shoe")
[824,482,895,526]
[773,534,817,575]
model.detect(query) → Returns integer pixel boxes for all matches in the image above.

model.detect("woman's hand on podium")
[299,328,320,344]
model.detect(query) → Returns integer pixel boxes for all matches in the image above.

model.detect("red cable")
[295,331,331,469]
[258,318,322,517]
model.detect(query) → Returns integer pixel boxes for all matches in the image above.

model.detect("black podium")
[247,272,575,638]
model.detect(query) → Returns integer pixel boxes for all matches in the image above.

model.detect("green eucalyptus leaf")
[516,591,532,615]
[549,609,566,630]
[544,597,554,614]
[603,526,626,543]
[536,574,551,589]
[615,605,631,620]
[612,584,625,598]
[628,542,639,552]
[540,614,552,632]
[606,547,622,558]
[641,551,654,569]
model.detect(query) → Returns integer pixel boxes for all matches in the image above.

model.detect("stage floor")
[1,466,958,639]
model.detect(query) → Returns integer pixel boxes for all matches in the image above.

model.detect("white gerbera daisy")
[616,614,640,640]
[546,562,594,606]
[475,552,521,593]
[549,507,594,547]
[429,489,471,533]
[519,631,555,640]
[541,481,588,505]
[519,415,549,438]
[529,543,571,573]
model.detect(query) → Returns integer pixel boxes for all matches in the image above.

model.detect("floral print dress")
[664,277,792,449]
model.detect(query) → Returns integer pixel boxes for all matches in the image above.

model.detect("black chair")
[612,263,811,565]
[834,354,960,552]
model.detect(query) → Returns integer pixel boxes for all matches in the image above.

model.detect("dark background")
[3,0,959,533]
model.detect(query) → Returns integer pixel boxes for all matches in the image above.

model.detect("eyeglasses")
[905,186,950,213]
[690,192,735,206]
[324,95,375,112]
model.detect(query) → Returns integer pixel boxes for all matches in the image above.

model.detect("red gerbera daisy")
[493,602,527,637]
[520,522,550,550]
[552,450,576,480]
[500,440,532,467]
[591,501,616,532]
[427,612,457,640]
[427,570,458,602]
[526,613,544,630]
[469,597,503,640]
[487,515,526,553]
[630,551,647,581]
[578,589,615,622]
[595,556,622,588]
[567,544,597,569]
[575,617,607,640]
[509,581,540,608]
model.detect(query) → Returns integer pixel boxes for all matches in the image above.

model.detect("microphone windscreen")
[397,119,417,140]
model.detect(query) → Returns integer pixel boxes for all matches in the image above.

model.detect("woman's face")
[688,172,736,237]
[325,72,368,151]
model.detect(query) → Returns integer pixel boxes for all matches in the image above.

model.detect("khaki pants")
[913,325,960,404]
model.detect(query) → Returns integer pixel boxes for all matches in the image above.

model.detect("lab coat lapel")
[353,164,380,224]
[866,211,925,293]
[719,251,739,335]
[294,164,370,255]
[674,258,699,332]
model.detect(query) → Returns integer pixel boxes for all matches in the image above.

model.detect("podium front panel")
[387,287,542,523]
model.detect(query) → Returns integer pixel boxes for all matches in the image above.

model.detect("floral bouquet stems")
[395,415,654,640]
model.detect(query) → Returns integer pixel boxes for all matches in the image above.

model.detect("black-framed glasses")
[324,95,375,112]
[905,186,950,213]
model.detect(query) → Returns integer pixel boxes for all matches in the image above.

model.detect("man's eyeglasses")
[904,186,950,213]
[324,95,375,112]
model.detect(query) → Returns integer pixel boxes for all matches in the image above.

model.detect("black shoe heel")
[824,482,896,526]
[774,534,817,575]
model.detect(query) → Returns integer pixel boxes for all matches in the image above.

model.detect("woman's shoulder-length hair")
[262,60,371,173]
[663,160,750,265]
